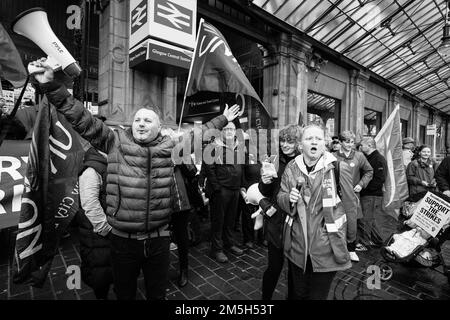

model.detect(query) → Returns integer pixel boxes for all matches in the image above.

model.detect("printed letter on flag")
[13,98,84,288]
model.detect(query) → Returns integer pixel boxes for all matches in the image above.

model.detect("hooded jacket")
[43,84,229,235]
[277,152,352,272]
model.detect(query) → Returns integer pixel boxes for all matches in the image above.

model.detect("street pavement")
[1,223,450,300]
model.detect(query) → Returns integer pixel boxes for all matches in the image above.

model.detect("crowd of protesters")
[2,58,450,301]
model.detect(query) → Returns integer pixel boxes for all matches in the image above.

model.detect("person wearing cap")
[402,137,415,167]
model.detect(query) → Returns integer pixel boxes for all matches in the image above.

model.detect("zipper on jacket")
[145,147,152,233]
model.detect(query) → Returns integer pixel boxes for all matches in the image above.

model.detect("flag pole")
[178,18,204,133]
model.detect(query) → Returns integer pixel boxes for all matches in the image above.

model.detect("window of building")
[307,91,341,138]
[364,108,382,136]
[400,119,408,138]
[420,125,426,145]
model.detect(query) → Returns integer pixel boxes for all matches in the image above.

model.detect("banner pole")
[178,18,204,133]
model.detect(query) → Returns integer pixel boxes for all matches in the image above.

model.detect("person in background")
[435,155,450,197]
[277,124,351,300]
[335,130,373,262]
[259,124,302,300]
[402,137,416,167]
[359,137,396,245]
[406,145,438,197]
[172,162,200,288]
[329,135,341,153]
[76,146,114,299]
[204,122,245,263]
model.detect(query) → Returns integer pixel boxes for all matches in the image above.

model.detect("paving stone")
[33,290,56,300]
[167,290,188,300]
[179,281,202,299]
[188,269,207,287]
[226,289,248,300]
[79,290,97,300]
[9,292,32,300]
[55,289,79,300]
[214,267,235,281]
[194,265,214,279]
[197,282,220,297]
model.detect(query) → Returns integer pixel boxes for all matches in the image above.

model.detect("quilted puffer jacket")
[43,83,228,234]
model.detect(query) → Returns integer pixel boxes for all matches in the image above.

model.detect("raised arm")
[30,58,115,154]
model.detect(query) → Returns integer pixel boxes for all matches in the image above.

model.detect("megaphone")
[11,8,81,77]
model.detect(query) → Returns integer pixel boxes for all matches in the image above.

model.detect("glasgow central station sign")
[129,0,196,72]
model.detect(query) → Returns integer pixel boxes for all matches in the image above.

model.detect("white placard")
[409,192,450,237]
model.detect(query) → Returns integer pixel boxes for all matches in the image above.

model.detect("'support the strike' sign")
[0,139,30,229]
[410,192,450,237]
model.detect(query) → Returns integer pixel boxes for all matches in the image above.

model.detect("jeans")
[287,258,336,300]
[110,234,170,300]
[360,196,399,243]
[210,188,240,252]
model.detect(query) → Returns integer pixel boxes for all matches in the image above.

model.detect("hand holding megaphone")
[28,57,54,84]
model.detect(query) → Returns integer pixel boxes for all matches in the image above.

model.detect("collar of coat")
[337,149,355,160]
[294,151,337,176]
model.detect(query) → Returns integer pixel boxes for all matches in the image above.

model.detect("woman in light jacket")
[277,124,351,300]
[406,145,438,197]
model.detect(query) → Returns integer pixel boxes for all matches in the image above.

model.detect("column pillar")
[412,102,421,143]
[348,70,369,136]
[98,0,178,127]
[262,33,311,128]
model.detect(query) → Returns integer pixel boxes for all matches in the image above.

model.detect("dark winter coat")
[43,83,228,235]
[406,158,438,196]
[203,139,244,197]
[435,156,450,192]
[258,151,297,248]
[360,150,387,197]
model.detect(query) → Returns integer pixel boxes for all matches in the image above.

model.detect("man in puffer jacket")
[30,58,240,300]
[76,147,113,299]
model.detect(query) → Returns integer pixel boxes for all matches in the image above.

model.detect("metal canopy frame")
[254,0,450,114]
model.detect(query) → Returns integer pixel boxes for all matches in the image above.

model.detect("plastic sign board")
[129,38,192,70]
[427,124,436,136]
[409,192,450,237]
[129,0,196,50]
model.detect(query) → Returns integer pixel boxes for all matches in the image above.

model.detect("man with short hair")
[402,137,415,167]
[335,131,373,262]
[204,121,245,263]
[359,137,397,244]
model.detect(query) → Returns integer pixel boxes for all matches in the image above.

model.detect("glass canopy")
[254,0,450,113]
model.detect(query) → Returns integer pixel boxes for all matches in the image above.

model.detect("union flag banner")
[180,19,273,130]
[13,98,84,288]
[375,104,409,215]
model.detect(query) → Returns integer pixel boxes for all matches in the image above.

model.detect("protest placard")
[409,192,450,237]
